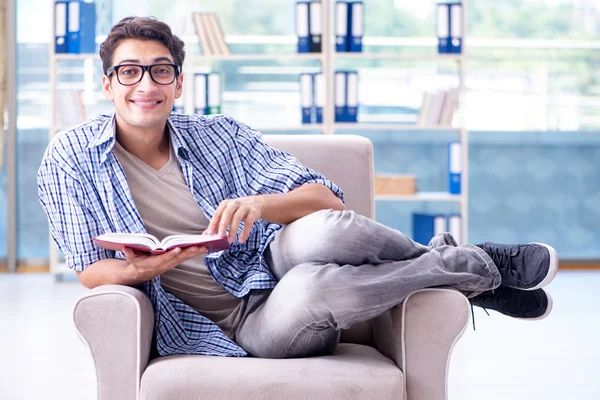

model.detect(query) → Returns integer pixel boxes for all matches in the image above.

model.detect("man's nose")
[136,69,159,91]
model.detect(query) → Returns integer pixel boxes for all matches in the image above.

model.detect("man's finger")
[218,204,236,237]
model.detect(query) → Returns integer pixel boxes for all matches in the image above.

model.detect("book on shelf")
[93,232,230,255]
[417,88,458,127]
[55,90,86,127]
[192,12,231,56]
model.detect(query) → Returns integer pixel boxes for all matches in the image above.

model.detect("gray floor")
[1,271,599,400]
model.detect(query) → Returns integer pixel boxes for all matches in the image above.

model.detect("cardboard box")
[375,174,417,195]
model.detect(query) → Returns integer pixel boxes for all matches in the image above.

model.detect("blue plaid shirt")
[38,113,344,357]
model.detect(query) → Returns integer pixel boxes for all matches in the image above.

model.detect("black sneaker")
[471,286,553,320]
[476,242,558,290]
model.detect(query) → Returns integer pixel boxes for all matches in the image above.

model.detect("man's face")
[102,38,183,134]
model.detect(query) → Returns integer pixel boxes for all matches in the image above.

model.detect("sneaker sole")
[516,289,553,321]
[524,243,559,291]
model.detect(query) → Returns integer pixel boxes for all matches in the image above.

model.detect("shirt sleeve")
[232,120,345,202]
[37,155,114,272]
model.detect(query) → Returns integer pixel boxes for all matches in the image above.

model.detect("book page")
[160,234,224,249]
[95,233,160,249]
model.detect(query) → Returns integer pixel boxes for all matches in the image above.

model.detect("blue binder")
[67,1,96,54]
[309,1,322,53]
[348,1,364,52]
[412,213,447,246]
[436,3,450,54]
[335,1,349,52]
[194,73,208,115]
[448,141,462,194]
[345,71,358,122]
[296,2,310,53]
[334,71,347,122]
[299,73,313,124]
[54,1,68,53]
[314,73,324,123]
[449,3,463,53]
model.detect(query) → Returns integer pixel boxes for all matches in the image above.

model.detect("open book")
[92,233,230,255]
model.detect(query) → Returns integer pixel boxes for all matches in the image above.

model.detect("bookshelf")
[180,0,469,239]
[47,0,468,279]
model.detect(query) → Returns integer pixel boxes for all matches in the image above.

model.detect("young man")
[38,17,558,358]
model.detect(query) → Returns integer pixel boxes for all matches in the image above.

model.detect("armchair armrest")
[73,285,154,400]
[372,288,470,400]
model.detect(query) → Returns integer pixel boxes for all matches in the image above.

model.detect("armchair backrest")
[263,134,376,345]
[263,134,375,219]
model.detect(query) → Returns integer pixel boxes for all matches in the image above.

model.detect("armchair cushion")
[140,344,405,400]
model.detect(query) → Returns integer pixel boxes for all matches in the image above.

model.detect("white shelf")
[53,53,99,61]
[188,53,324,62]
[335,123,459,131]
[333,53,464,62]
[376,192,462,202]
[259,124,323,131]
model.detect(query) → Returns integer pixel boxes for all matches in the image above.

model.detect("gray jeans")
[234,209,500,358]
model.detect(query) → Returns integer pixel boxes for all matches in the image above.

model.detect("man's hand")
[122,245,208,282]
[204,196,263,244]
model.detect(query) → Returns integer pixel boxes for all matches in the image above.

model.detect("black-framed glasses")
[106,63,181,86]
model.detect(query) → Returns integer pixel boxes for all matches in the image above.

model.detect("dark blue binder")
[436,3,450,54]
[345,71,358,122]
[449,3,463,54]
[335,1,349,52]
[314,73,324,123]
[334,71,347,122]
[348,1,363,52]
[67,1,96,54]
[296,2,310,53]
[54,1,68,53]
[300,73,313,124]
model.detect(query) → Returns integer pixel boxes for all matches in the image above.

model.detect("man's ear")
[175,73,184,98]
[102,75,114,101]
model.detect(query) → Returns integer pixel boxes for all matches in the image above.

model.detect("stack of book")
[192,12,231,56]
[417,89,459,127]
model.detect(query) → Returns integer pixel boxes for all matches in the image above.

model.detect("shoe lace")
[487,246,521,282]
[469,289,504,331]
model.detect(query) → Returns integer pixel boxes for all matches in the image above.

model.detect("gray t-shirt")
[113,140,241,338]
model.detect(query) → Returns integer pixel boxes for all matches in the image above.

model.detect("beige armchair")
[73,134,470,400]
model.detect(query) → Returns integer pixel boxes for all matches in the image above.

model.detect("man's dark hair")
[99,16,186,75]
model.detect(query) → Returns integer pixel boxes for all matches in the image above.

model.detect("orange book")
[93,232,230,255]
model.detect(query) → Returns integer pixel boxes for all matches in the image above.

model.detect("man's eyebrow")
[116,56,174,64]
